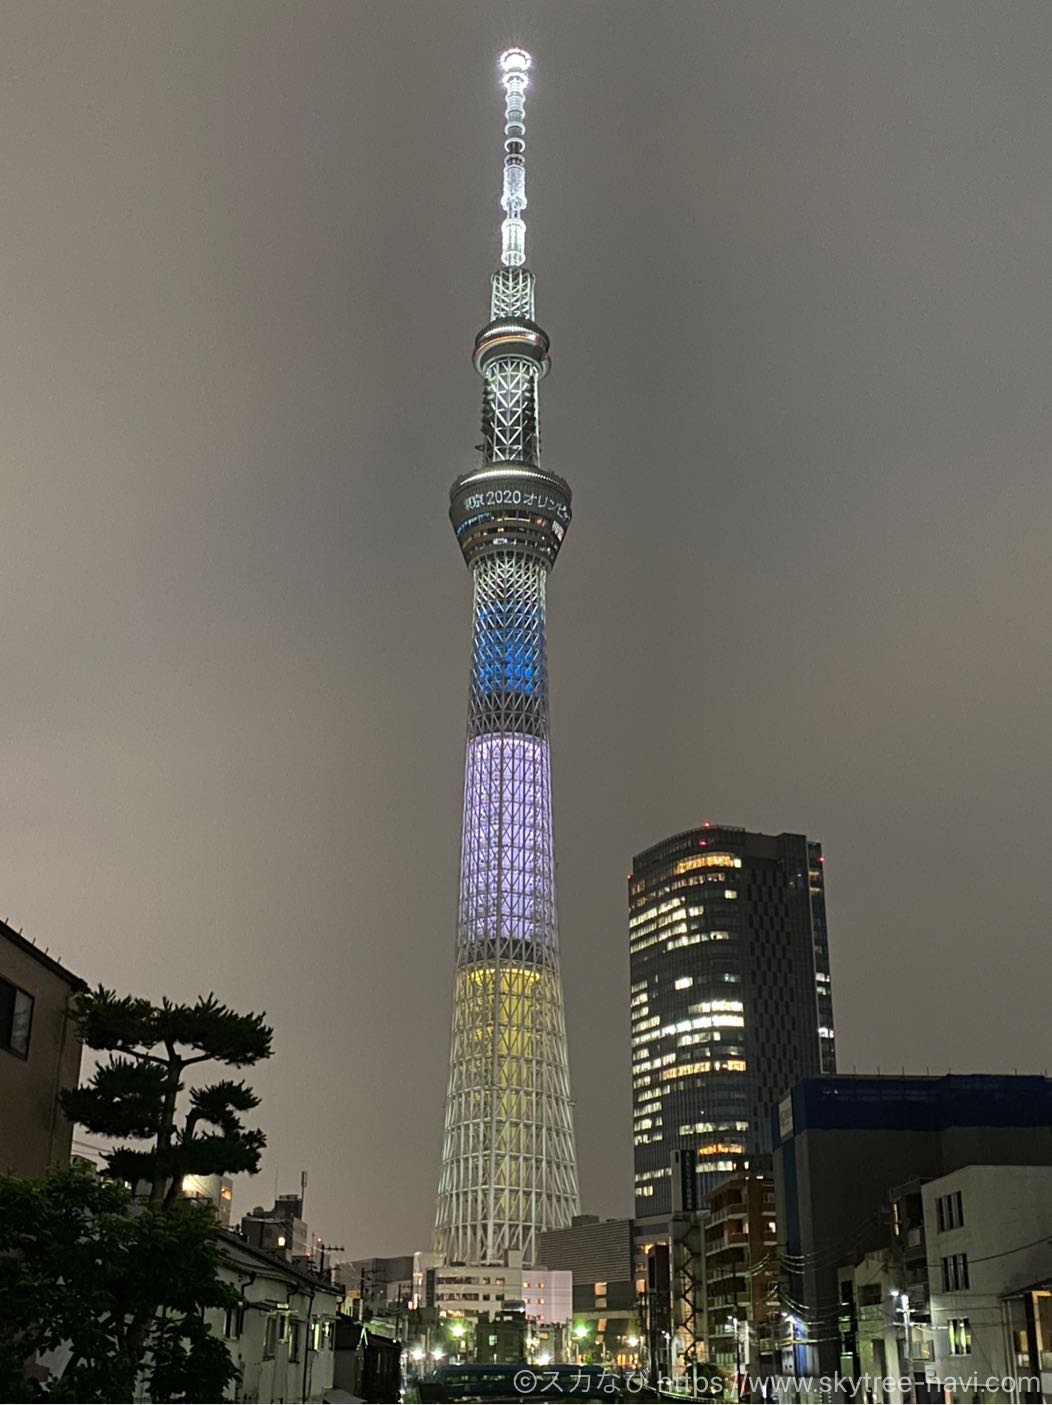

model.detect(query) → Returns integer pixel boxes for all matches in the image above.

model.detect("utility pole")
[898,1293,916,1404]
[316,1241,344,1281]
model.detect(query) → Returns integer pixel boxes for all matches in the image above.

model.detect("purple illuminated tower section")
[435,48,580,1266]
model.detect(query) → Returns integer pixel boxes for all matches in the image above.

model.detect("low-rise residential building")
[521,1267,572,1325]
[475,1306,529,1365]
[337,1253,415,1315]
[703,1157,778,1379]
[539,1214,639,1364]
[634,1209,706,1380]
[181,1173,233,1225]
[1002,1278,1052,1404]
[775,1074,1052,1391]
[331,1319,402,1404]
[923,1165,1052,1403]
[242,1191,309,1261]
[837,1167,1052,1403]
[838,1245,931,1401]
[0,919,85,1177]
[412,1250,571,1327]
[211,1230,342,1402]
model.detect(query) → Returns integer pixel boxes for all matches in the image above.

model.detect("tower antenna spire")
[498,48,531,267]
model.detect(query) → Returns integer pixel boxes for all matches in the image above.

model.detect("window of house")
[948,1318,972,1355]
[288,1319,301,1364]
[937,1190,965,1232]
[941,1254,970,1292]
[0,978,34,1058]
[224,1306,245,1340]
[263,1315,280,1359]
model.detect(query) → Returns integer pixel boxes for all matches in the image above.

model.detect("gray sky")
[3,1,1051,1256]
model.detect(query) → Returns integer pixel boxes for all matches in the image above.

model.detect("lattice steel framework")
[435,49,579,1266]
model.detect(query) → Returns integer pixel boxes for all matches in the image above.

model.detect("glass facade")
[629,825,836,1215]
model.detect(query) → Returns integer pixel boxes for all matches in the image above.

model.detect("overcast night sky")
[2,2,1051,1256]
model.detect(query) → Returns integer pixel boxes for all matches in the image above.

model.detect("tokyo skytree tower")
[435,49,580,1266]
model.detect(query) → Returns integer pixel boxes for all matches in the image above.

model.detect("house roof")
[999,1275,1052,1300]
[0,917,87,990]
[217,1228,344,1299]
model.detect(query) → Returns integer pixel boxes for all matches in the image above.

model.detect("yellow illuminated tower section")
[435,49,580,1266]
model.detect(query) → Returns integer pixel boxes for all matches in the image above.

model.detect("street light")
[572,1323,590,1364]
[725,1317,742,1387]
[448,1320,466,1361]
[898,1293,916,1404]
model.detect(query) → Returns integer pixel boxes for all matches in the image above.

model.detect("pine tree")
[1,988,276,1399]
[61,986,273,1208]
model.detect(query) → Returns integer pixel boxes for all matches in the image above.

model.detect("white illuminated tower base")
[434,49,580,1266]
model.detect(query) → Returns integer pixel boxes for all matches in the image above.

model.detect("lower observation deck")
[450,462,571,568]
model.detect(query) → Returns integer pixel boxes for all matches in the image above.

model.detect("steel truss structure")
[434,50,579,1266]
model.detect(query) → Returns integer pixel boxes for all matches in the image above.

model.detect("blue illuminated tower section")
[435,49,580,1266]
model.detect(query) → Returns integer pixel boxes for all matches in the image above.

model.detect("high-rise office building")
[629,825,835,1215]
[433,49,579,1266]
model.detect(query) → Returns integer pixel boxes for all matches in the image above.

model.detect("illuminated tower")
[434,49,580,1266]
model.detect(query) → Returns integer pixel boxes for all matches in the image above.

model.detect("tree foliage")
[0,1166,239,1402]
[60,986,272,1208]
